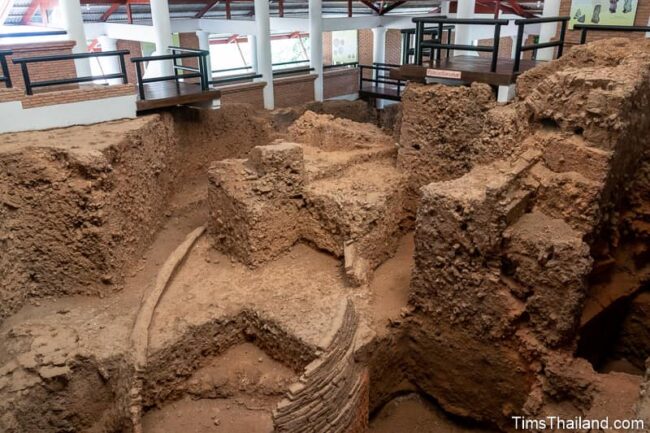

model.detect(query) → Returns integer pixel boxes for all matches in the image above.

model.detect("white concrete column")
[196,31,212,77]
[254,0,274,109]
[309,0,323,101]
[440,0,450,15]
[537,0,561,60]
[454,0,475,55]
[97,36,121,84]
[372,27,387,109]
[150,0,174,76]
[249,35,259,73]
[57,0,91,77]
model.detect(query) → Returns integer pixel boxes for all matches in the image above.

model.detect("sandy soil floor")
[370,394,498,433]
[142,343,294,433]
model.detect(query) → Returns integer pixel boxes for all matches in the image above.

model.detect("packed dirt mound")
[397,82,529,206]
[393,38,650,430]
[517,38,650,99]
[209,113,409,285]
[287,111,394,151]
[0,105,270,323]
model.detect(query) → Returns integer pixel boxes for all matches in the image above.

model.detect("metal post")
[437,22,443,62]
[20,63,32,95]
[135,62,145,100]
[447,27,452,59]
[118,53,128,84]
[491,23,502,73]
[580,28,588,44]
[0,55,11,88]
[414,22,423,66]
[513,23,525,73]
[558,21,568,57]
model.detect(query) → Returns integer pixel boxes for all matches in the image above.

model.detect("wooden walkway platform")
[394,55,544,87]
[359,84,402,101]
[136,81,221,112]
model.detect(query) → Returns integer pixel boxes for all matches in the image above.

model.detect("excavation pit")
[1,39,650,433]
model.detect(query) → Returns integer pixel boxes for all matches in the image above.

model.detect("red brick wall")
[21,84,134,109]
[359,29,374,65]
[477,36,514,59]
[117,40,142,85]
[323,68,359,98]
[385,29,402,65]
[219,81,265,109]
[179,33,200,69]
[560,0,650,46]
[273,74,316,107]
[324,32,333,65]
[0,87,23,103]
[0,41,77,90]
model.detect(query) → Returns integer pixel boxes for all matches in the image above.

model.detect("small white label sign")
[426,68,462,79]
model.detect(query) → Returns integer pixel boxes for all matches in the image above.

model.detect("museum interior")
[0,0,649,432]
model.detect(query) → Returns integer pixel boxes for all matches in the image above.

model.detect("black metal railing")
[274,66,314,77]
[411,17,509,72]
[359,62,405,100]
[130,47,210,100]
[324,62,359,70]
[401,24,455,64]
[209,72,262,86]
[0,50,12,88]
[574,24,650,44]
[12,50,130,95]
[212,59,311,76]
[209,62,358,87]
[0,30,67,39]
[169,46,210,88]
[513,16,569,72]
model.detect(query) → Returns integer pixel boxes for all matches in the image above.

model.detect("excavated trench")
[1,38,650,433]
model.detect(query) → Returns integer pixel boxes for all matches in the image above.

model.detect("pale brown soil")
[142,397,274,433]
[370,394,497,433]
[142,343,293,433]
[368,233,413,336]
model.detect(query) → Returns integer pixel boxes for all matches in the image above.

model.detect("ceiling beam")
[358,0,380,14]
[100,3,120,21]
[195,0,219,18]
[380,0,406,15]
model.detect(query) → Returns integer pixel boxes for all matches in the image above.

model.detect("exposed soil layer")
[0,104,270,322]
[1,39,650,433]
[370,394,497,433]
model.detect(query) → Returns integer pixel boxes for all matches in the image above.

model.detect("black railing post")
[20,63,32,95]
[437,22,444,62]
[0,52,12,88]
[513,22,525,73]
[135,61,145,100]
[491,23,502,73]
[558,21,568,57]
[414,21,424,66]
[446,27,452,59]
[580,28,588,44]
[119,53,128,84]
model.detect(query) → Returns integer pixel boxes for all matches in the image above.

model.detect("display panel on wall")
[569,0,638,29]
